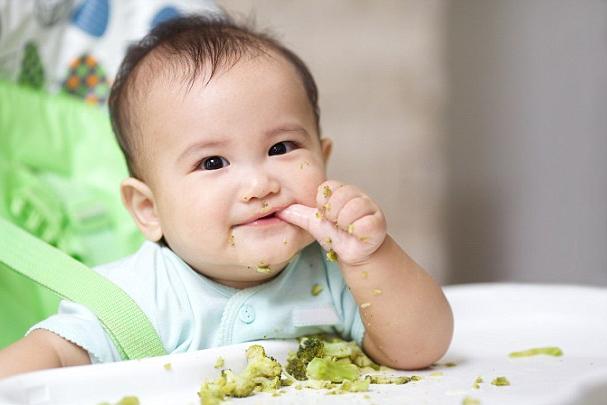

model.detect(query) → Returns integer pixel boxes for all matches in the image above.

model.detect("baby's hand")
[278,180,387,266]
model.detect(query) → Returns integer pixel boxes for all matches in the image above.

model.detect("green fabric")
[0,218,166,359]
[0,80,143,348]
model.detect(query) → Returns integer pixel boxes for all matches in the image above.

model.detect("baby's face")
[133,53,330,288]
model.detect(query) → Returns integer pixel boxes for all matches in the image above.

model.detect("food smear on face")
[261,201,271,213]
[360,302,371,309]
[347,224,354,234]
[372,288,382,296]
[322,185,332,198]
[256,265,272,274]
[508,347,563,358]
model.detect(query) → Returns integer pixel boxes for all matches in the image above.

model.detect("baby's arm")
[278,180,453,370]
[0,329,90,379]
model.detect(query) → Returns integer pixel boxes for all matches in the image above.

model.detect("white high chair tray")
[1,283,606,405]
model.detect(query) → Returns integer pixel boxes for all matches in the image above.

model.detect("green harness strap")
[0,217,166,360]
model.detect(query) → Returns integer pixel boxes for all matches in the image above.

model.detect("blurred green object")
[0,80,143,348]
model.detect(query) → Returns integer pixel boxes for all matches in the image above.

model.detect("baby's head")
[109,14,332,288]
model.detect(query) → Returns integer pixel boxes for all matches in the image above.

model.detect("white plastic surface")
[1,283,606,405]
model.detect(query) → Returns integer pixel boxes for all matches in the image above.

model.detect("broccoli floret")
[245,345,282,378]
[285,356,308,381]
[198,345,282,404]
[286,336,326,380]
[298,336,325,362]
[306,357,360,382]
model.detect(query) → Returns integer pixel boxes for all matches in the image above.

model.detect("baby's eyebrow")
[265,125,310,139]
[178,138,228,162]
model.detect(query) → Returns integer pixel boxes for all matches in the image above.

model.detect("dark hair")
[108,14,320,178]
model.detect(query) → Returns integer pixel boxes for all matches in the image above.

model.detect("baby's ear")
[321,137,333,164]
[120,177,163,242]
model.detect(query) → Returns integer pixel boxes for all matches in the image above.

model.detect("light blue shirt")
[30,241,365,363]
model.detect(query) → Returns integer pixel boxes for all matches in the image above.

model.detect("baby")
[0,14,453,378]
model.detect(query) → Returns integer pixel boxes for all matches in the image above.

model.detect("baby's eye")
[200,156,230,171]
[268,141,299,156]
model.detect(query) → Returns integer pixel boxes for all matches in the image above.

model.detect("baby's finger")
[336,196,376,233]
[347,212,386,244]
[316,180,344,211]
[321,184,364,223]
[277,204,338,242]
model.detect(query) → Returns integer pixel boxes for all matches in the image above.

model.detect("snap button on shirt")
[238,304,255,324]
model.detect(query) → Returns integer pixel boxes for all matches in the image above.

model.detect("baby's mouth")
[236,212,278,227]
[258,212,276,220]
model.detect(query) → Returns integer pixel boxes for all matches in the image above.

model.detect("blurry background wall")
[219,0,607,286]
[446,0,607,285]
[218,0,450,282]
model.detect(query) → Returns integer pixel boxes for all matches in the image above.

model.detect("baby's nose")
[240,171,280,202]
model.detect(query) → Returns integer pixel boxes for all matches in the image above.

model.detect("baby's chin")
[237,232,315,268]
[211,256,297,288]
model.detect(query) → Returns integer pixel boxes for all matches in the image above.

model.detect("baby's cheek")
[297,170,326,207]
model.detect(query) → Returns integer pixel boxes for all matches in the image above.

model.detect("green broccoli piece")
[462,396,481,405]
[298,336,326,362]
[285,356,307,381]
[244,345,282,378]
[365,374,411,384]
[320,336,379,370]
[335,379,370,393]
[198,344,282,404]
[306,357,360,382]
[286,336,326,380]
[491,376,510,386]
[323,341,353,358]
[508,346,563,358]
[98,397,140,405]
[326,379,371,395]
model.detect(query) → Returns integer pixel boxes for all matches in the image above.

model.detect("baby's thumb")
[278,204,337,243]
[277,204,316,232]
